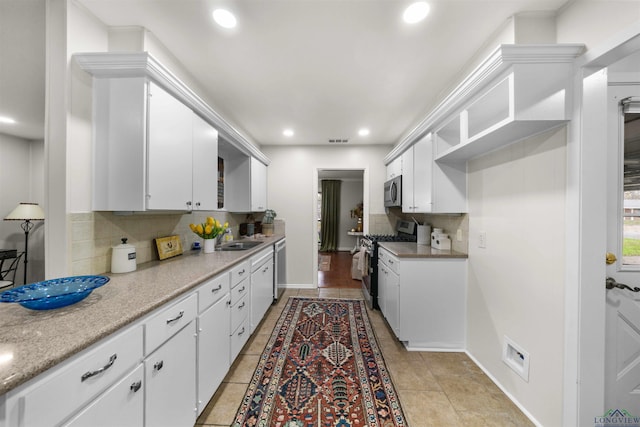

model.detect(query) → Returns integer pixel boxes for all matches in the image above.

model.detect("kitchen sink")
[218,241,264,251]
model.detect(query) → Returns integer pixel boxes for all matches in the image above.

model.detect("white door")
[605,86,640,412]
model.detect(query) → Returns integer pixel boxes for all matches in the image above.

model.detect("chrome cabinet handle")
[239,286,245,292]
[212,284,222,293]
[238,327,245,336]
[81,354,117,382]
[154,360,164,371]
[238,302,245,309]
[130,380,142,392]
[262,266,269,273]
[238,269,246,275]
[166,310,184,324]
[195,201,201,208]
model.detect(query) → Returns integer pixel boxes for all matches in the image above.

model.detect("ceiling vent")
[328,138,349,144]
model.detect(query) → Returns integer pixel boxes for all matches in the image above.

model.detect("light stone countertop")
[0,235,285,396]
[378,241,468,258]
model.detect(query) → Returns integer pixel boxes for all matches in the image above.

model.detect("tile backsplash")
[70,211,282,275]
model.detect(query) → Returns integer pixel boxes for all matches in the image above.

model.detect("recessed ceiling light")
[0,116,16,124]
[358,128,370,137]
[213,9,237,29]
[403,2,430,24]
[283,129,294,137]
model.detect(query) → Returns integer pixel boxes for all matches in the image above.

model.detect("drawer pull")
[154,360,164,371]
[239,286,246,292]
[166,310,184,324]
[262,266,269,273]
[238,269,246,275]
[212,284,222,293]
[238,302,245,309]
[238,327,245,336]
[81,354,117,382]
[130,380,142,393]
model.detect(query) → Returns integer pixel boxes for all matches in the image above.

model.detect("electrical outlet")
[479,231,487,248]
[456,229,463,241]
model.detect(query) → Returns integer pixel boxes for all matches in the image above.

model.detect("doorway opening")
[315,169,366,289]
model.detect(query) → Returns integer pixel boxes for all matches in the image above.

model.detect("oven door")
[361,247,378,309]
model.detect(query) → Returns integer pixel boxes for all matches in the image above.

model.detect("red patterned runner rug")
[232,297,406,427]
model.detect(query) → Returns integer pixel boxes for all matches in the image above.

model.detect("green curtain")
[320,180,341,252]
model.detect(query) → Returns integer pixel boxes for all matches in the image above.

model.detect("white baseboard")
[465,351,542,427]
[281,284,315,289]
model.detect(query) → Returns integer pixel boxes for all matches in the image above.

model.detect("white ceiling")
[73,0,571,147]
[3,0,591,146]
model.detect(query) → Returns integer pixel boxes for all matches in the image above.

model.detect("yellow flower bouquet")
[190,217,228,240]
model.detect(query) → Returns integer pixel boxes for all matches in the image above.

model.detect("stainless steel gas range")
[361,220,416,309]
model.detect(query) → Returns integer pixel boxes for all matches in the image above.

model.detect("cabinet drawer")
[230,317,250,361]
[230,294,249,333]
[230,261,250,288]
[145,293,197,355]
[379,249,399,275]
[230,277,249,306]
[251,247,273,272]
[21,325,143,427]
[63,364,144,427]
[198,272,230,313]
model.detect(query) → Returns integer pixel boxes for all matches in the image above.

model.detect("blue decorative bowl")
[0,275,110,310]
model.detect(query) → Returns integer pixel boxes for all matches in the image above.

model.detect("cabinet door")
[377,263,387,316]
[251,158,267,211]
[145,322,197,427]
[147,82,194,210]
[412,134,433,212]
[386,267,400,337]
[64,365,144,427]
[192,114,218,211]
[197,296,230,415]
[401,148,415,212]
[251,258,273,333]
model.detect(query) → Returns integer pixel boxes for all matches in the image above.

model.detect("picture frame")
[155,235,183,260]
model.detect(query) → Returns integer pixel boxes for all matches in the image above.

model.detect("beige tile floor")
[196,288,534,427]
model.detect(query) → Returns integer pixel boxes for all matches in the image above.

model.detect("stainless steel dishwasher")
[274,238,286,301]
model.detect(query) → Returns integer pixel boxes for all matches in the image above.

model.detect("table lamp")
[4,202,45,285]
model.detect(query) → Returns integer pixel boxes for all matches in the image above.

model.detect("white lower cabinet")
[378,249,400,337]
[197,296,230,415]
[144,321,197,427]
[378,246,467,350]
[64,364,144,427]
[1,250,279,427]
[250,247,274,333]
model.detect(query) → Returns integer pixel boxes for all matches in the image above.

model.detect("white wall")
[467,127,567,426]
[0,133,45,284]
[261,144,390,285]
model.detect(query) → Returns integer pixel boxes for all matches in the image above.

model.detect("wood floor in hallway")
[318,250,362,289]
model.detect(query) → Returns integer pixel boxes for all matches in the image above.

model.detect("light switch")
[456,229,463,241]
[479,231,487,248]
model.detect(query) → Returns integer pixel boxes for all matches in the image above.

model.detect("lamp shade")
[4,203,45,221]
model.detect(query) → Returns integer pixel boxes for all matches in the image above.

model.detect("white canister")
[111,238,137,273]
[417,225,431,245]
[431,228,443,243]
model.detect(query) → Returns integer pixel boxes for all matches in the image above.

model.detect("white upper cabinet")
[146,81,194,210]
[225,154,268,212]
[92,78,218,211]
[192,114,219,211]
[401,133,466,213]
[386,156,402,180]
[75,52,269,212]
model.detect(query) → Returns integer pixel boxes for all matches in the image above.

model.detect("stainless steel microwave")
[384,176,402,207]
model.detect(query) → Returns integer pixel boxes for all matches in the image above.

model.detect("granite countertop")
[0,235,284,396]
[378,241,468,258]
